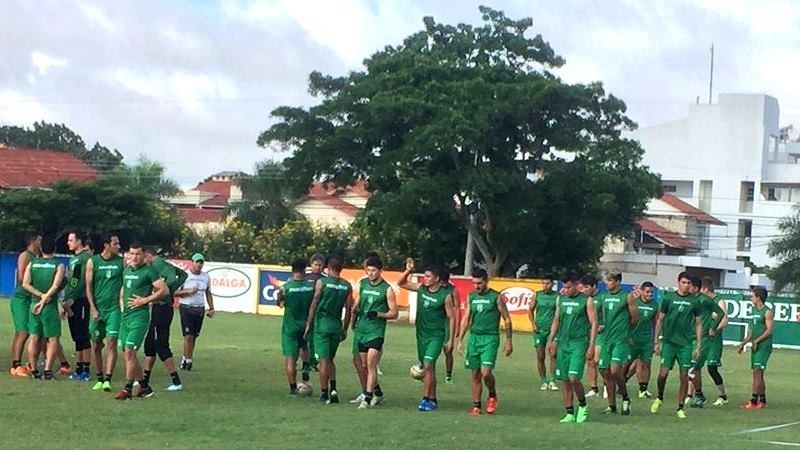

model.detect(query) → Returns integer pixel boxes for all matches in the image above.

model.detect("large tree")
[0,121,123,172]
[226,161,300,230]
[102,155,181,198]
[767,208,800,291]
[258,6,660,275]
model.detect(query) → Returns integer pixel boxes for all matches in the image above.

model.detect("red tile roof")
[305,180,369,216]
[177,207,225,223]
[192,180,232,207]
[0,147,97,188]
[637,218,699,250]
[660,193,725,226]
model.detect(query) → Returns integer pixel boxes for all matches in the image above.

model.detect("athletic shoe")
[377,366,384,376]
[692,396,706,408]
[165,384,183,392]
[741,401,758,409]
[549,381,559,391]
[559,413,576,423]
[31,371,43,380]
[469,406,481,416]
[540,382,549,391]
[58,365,71,376]
[650,398,662,414]
[417,399,427,411]
[179,360,187,370]
[349,393,365,404]
[585,388,599,398]
[712,397,728,406]
[114,390,131,400]
[137,385,155,398]
[357,399,370,410]
[92,381,104,391]
[68,371,82,380]
[11,366,31,377]
[676,409,687,419]
[445,375,453,384]
[755,402,767,409]
[486,396,497,415]
[621,399,631,416]
[326,390,339,404]
[638,390,652,399]
[370,395,385,407]
[184,362,193,372]
[78,372,92,382]
[602,406,617,414]
[421,400,439,412]
[576,405,589,423]
[102,381,112,392]
[319,394,329,402]
[602,386,608,399]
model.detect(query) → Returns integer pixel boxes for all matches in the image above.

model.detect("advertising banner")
[716,289,800,349]
[256,266,293,316]
[201,262,258,314]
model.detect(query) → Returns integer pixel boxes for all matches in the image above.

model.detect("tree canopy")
[768,208,800,291]
[102,155,181,199]
[225,161,301,230]
[258,6,660,275]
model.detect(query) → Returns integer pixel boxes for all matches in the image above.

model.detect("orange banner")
[340,268,410,308]
[488,278,544,333]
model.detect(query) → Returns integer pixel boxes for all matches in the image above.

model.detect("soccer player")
[349,254,372,405]
[649,271,702,419]
[458,269,513,416]
[85,233,124,392]
[626,281,657,399]
[528,274,558,391]
[64,230,93,381]
[9,232,41,377]
[305,253,325,375]
[175,253,214,372]
[578,274,603,398]
[439,268,460,384]
[687,276,727,408]
[595,270,637,415]
[738,286,773,409]
[354,255,398,409]
[22,238,65,380]
[304,257,352,404]
[276,258,314,395]
[142,247,188,391]
[546,272,598,424]
[115,241,168,400]
[399,258,456,412]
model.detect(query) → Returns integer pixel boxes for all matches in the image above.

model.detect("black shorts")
[179,305,205,337]
[144,303,174,359]
[68,298,91,351]
[358,337,385,353]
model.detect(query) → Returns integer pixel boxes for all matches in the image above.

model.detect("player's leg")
[327,334,340,403]
[153,305,181,391]
[706,338,727,405]
[675,345,692,418]
[361,341,384,408]
[352,337,367,401]
[480,336,499,415]
[45,337,59,377]
[142,316,158,385]
[597,343,615,412]
[586,355,599,397]
[89,318,106,389]
[570,343,589,423]
[9,295,32,376]
[41,306,61,379]
[103,309,120,390]
[281,330,300,394]
[26,333,41,379]
[535,335,548,390]
[423,338,443,409]
[470,368,482,415]
[611,343,631,414]
[67,299,89,379]
[444,344,454,384]
[555,344,575,422]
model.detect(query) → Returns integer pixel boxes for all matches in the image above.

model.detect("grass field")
[1,302,799,449]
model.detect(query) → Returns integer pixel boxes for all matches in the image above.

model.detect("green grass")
[1,301,799,449]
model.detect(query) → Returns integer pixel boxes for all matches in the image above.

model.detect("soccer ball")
[297,382,313,397]
[409,363,424,380]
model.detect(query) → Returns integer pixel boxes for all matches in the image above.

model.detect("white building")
[631,93,800,267]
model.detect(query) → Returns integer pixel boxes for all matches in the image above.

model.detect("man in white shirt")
[174,253,215,371]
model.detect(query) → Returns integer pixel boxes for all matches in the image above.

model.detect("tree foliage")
[258,6,661,275]
[0,179,184,252]
[102,155,181,199]
[767,209,800,291]
[0,121,123,172]
[226,161,300,230]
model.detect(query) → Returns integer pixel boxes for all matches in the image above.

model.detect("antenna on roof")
[708,43,714,105]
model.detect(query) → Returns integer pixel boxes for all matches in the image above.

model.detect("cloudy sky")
[2,0,799,187]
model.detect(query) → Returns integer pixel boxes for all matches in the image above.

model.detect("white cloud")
[0,90,50,125]
[31,51,68,76]
[76,2,116,33]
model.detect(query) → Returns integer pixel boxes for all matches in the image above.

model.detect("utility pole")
[708,43,714,105]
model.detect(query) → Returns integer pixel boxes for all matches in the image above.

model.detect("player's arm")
[715,299,728,330]
[528,292,538,332]
[16,251,31,285]
[276,285,286,308]
[444,293,456,351]
[498,293,513,356]
[708,299,726,337]
[546,298,561,357]
[627,291,639,326]
[304,279,323,338]
[22,262,44,298]
[205,279,215,317]
[693,313,703,359]
[586,296,598,360]
[653,311,665,355]
[85,258,98,314]
[380,286,399,320]
[129,278,168,309]
[457,296,472,355]
[172,265,189,292]
[341,285,353,341]
[45,264,66,302]
[398,257,420,291]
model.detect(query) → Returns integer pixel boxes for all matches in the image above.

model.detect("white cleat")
[165,384,183,392]
[549,381,559,391]
[370,395,385,407]
[540,382,549,391]
[585,389,599,398]
[349,393,365,404]
[357,399,370,409]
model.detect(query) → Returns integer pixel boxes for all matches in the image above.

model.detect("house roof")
[303,180,369,216]
[659,193,725,226]
[0,147,97,188]
[637,218,699,250]
[191,179,232,207]
[177,207,225,223]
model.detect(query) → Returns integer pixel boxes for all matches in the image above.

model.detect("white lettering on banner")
[206,267,251,298]
[725,299,800,322]
[500,287,533,314]
[262,284,279,303]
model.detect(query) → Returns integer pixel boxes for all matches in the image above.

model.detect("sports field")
[1,302,798,450]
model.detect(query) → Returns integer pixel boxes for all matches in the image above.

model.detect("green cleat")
[621,399,631,416]
[102,380,112,392]
[677,409,687,419]
[92,381,104,391]
[650,398,662,414]
[712,397,728,406]
[576,406,589,423]
[559,413,576,423]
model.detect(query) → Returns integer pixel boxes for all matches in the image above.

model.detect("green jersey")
[281,279,314,333]
[468,289,501,336]
[314,276,351,334]
[750,304,772,347]
[416,285,450,339]
[596,289,631,344]
[556,293,590,343]
[122,264,159,321]
[14,250,38,298]
[29,257,59,296]
[632,299,657,344]
[534,290,558,332]
[697,293,725,336]
[65,249,91,300]
[90,254,124,311]
[659,291,701,346]
[357,278,390,341]
[150,256,188,301]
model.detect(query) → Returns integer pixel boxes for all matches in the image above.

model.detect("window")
[663,184,677,193]
[768,187,778,201]
[738,220,752,251]
[746,186,754,201]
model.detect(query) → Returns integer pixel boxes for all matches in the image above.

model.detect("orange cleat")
[15,365,32,377]
[754,402,767,409]
[741,401,758,409]
[486,396,498,415]
[469,406,481,416]
[58,365,71,376]
[114,390,131,400]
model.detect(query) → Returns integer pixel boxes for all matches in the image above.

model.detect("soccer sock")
[677,403,684,411]
[44,370,53,380]
[301,361,310,372]
[170,372,181,385]
[289,383,297,392]
[375,385,383,397]
[622,394,630,402]
[639,382,648,392]
[447,371,452,378]
[423,396,430,402]
[566,406,575,415]
[12,360,20,368]
[365,391,373,403]
[488,390,497,398]
[185,358,193,364]
[84,363,90,375]
[720,395,728,401]
[321,388,329,398]
[32,369,41,378]
[329,379,337,392]
[578,399,587,407]
[751,393,758,405]
[140,378,150,390]
[96,373,105,382]
[105,373,113,383]
[143,370,152,385]
[431,397,438,404]
[301,372,310,382]
[590,386,599,393]
[60,361,70,368]
[125,381,133,394]
[758,394,767,404]
[473,400,481,408]
[608,404,617,412]
[695,389,705,399]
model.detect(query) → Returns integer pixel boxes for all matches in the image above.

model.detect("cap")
[191,253,205,262]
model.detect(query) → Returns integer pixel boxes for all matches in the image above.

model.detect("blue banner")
[258,268,292,306]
